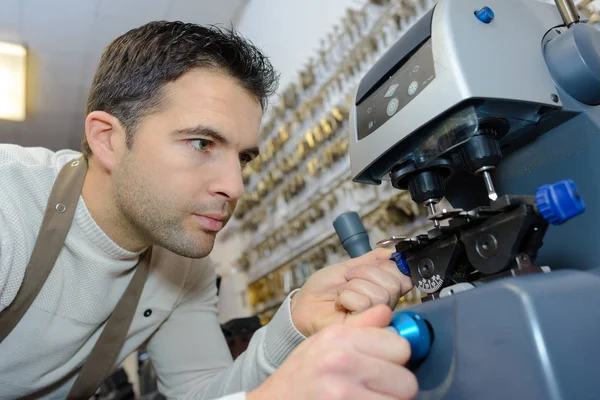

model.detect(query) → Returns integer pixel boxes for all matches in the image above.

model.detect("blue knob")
[390,252,411,276]
[389,311,431,363]
[535,179,586,225]
[475,6,495,23]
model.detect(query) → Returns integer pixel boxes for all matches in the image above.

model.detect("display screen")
[357,39,436,141]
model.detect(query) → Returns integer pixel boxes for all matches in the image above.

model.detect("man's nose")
[208,156,245,200]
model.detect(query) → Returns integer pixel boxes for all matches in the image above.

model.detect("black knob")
[459,135,502,172]
[407,170,446,204]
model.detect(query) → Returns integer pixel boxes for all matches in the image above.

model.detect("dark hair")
[82,21,279,159]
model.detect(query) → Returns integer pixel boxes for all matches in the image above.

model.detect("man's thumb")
[345,304,392,328]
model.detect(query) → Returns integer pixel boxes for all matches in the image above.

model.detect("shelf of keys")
[219,0,447,319]
[577,0,600,27]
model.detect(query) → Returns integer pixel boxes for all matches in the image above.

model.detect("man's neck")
[81,160,148,253]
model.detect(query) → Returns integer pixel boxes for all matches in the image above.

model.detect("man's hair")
[82,21,279,159]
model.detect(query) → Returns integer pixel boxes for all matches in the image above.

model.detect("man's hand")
[248,305,418,400]
[291,248,413,337]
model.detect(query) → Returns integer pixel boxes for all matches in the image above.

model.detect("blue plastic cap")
[475,6,494,23]
[390,311,431,363]
[390,252,411,276]
[535,179,586,225]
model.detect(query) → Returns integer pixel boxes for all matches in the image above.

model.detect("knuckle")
[319,325,347,344]
[391,278,403,295]
[356,295,372,311]
[352,266,366,278]
[362,267,380,282]
[319,348,353,373]
[384,261,402,277]
[372,291,389,306]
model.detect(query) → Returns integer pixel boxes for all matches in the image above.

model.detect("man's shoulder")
[0,144,81,172]
[0,144,82,207]
[0,144,81,311]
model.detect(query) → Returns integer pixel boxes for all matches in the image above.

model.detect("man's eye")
[240,153,253,167]
[190,139,213,152]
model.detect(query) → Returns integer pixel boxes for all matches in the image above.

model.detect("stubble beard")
[113,158,219,259]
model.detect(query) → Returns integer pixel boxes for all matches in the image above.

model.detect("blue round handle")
[389,311,431,363]
[475,6,495,23]
[535,179,586,225]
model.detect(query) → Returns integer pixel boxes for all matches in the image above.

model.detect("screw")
[418,258,435,279]
[476,233,498,258]
[551,94,559,103]
[423,199,440,228]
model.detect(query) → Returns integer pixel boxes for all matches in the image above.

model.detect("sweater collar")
[74,197,146,260]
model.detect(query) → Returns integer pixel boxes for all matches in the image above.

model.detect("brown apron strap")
[0,157,86,341]
[0,156,151,399]
[68,248,151,399]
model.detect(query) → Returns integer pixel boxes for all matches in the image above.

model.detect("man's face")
[112,69,262,258]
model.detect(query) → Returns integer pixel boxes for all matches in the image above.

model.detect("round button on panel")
[386,98,399,116]
[408,80,419,96]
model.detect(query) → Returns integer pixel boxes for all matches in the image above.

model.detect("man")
[0,22,417,399]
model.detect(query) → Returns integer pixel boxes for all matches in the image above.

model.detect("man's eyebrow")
[171,125,230,146]
[172,125,260,156]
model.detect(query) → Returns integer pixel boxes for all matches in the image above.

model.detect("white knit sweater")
[0,144,305,399]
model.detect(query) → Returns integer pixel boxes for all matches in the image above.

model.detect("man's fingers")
[338,279,391,309]
[345,266,403,308]
[325,382,399,400]
[347,390,398,400]
[344,304,391,328]
[376,260,414,294]
[314,327,415,398]
[351,327,412,366]
[361,357,419,399]
[335,289,371,313]
[343,248,395,269]
[319,322,412,365]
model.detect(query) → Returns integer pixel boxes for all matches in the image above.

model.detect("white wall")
[236,0,366,93]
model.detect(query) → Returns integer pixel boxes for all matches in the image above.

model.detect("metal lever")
[554,0,580,26]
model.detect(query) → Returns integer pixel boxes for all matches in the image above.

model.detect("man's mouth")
[193,213,227,231]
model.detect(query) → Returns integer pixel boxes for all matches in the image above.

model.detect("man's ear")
[85,111,127,172]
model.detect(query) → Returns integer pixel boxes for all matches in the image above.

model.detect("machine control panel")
[357,39,436,141]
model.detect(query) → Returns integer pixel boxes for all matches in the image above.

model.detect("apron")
[0,157,151,399]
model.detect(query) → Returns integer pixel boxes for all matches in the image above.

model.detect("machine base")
[405,268,600,400]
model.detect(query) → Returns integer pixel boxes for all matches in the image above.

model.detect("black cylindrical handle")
[407,170,446,204]
[333,211,372,258]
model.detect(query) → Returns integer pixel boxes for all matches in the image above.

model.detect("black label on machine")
[357,39,436,141]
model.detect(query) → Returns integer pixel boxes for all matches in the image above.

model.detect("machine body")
[342,0,600,398]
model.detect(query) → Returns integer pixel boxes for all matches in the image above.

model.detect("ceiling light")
[0,41,27,121]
